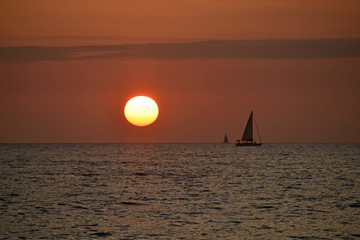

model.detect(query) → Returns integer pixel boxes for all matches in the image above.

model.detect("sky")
[1,0,360,143]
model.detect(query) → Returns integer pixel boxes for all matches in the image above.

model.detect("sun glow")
[124,96,159,127]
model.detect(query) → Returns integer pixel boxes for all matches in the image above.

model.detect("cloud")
[1,39,360,63]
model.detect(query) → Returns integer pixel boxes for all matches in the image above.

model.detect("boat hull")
[235,141,262,146]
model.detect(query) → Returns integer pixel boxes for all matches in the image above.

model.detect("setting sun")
[124,96,159,127]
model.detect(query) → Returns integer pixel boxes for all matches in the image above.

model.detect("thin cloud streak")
[1,39,360,63]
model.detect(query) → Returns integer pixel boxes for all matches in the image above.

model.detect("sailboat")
[223,134,229,143]
[235,111,262,146]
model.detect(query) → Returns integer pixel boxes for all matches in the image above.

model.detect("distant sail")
[223,134,229,143]
[241,111,253,141]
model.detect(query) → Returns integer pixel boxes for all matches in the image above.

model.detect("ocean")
[0,143,359,239]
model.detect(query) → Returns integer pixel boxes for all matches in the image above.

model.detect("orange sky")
[1,0,360,143]
[1,0,360,46]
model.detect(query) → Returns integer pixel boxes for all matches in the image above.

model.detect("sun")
[124,96,159,127]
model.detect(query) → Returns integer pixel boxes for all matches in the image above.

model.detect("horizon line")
[0,142,359,144]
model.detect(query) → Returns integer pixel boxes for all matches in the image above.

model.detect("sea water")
[0,143,359,239]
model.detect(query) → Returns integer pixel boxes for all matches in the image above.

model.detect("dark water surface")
[1,143,359,239]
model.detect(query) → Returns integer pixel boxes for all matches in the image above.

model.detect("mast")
[241,111,254,141]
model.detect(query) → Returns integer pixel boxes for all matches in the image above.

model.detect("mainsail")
[241,111,254,141]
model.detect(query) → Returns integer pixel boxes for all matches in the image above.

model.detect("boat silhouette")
[235,111,262,146]
[223,134,229,143]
